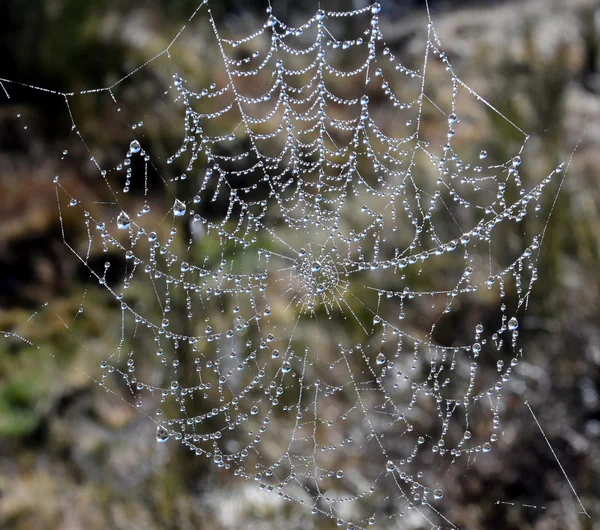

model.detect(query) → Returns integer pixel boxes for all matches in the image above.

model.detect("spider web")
[0,1,587,528]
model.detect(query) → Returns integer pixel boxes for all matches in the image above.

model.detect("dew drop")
[117,211,131,230]
[173,199,187,216]
[156,425,169,443]
[130,140,141,153]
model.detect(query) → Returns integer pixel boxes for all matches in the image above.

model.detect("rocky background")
[0,0,599,529]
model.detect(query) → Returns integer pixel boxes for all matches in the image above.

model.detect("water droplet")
[281,361,292,373]
[156,425,169,443]
[376,353,386,365]
[508,317,519,330]
[173,199,187,216]
[130,140,141,153]
[117,211,131,230]
[479,150,488,159]
[311,261,322,273]
[512,155,521,167]
[386,461,395,472]
[482,442,492,452]
[336,470,344,479]
[433,489,443,500]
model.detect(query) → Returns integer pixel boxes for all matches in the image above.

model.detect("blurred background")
[0,0,600,529]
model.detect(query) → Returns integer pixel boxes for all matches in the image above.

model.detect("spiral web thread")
[0,1,583,528]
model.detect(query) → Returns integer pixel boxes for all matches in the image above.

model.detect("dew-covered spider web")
[0,0,589,528]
